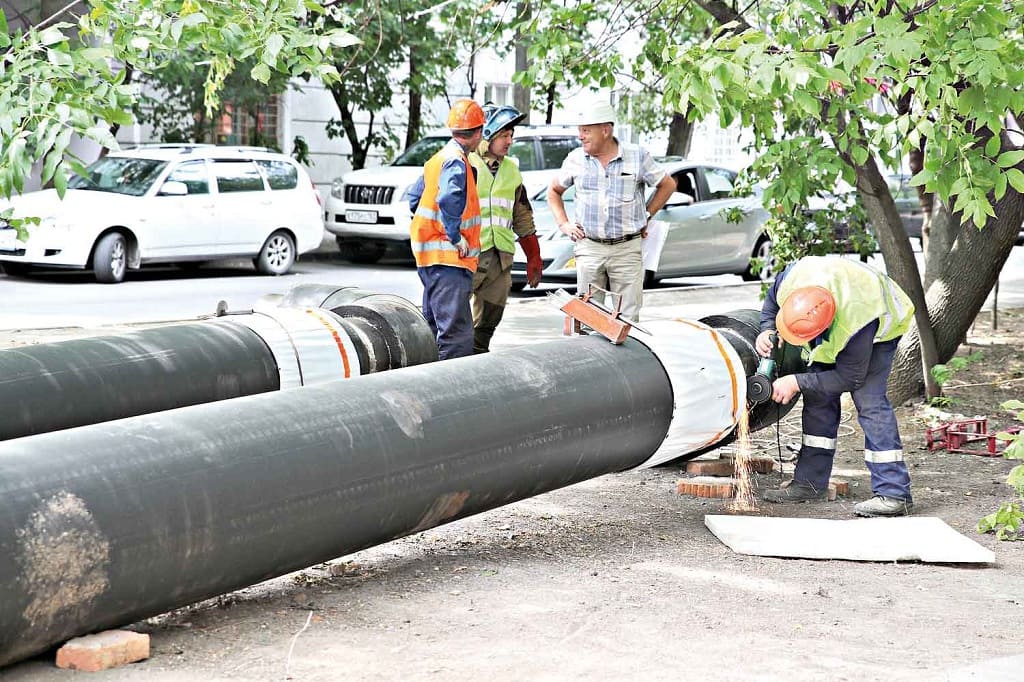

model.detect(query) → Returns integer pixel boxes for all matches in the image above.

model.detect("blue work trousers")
[795,339,913,501]
[419,264,474,360]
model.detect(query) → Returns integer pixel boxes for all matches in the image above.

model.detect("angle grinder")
[747,332,777,405]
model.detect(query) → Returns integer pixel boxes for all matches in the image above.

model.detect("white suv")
[324,126,580,263]
[0,145,324,283]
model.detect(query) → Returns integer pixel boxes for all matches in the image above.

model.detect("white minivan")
[324,126,580,263]
[0,145,324,283]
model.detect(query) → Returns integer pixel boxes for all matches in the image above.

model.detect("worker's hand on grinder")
[772,375,801,405]
[755,329,782,357]
[519,233,543,288]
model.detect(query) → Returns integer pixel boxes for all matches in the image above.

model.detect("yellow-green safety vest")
[469,153,522,254]
[777,256,914,365]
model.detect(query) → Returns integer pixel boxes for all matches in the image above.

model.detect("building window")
[483,83,511,106]
[217,98,281,149]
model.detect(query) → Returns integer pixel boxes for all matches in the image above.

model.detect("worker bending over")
[756,256,915,517]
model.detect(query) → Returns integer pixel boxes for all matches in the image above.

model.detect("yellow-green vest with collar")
[469,153,521,254]
[777,256,914,365]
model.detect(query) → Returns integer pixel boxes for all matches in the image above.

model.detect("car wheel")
[510,281,527,293]
[1,262,32,277]
[93,232,127,283]
[643,269,658,289]
[336,238,387,264]
[255,231,296,276]
[742,237,775,282]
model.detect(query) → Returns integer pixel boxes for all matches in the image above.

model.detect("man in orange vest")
[405,99,485,359]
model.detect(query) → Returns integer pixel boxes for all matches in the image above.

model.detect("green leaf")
[251,62,272,83]
[985,134,1001,158]
[996,150,1024,168]
[264,33,285,64]
[39,26,66,46]
[328,30,360,48]
[1006,465,1024,490]
[180,12,208,28]
[1006,168,1024,193]
[53,167,68,198]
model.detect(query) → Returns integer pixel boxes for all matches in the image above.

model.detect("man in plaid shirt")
[547,101,675,320]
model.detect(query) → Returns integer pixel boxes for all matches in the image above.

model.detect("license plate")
[345,209,378,224]
[0,228,19,251]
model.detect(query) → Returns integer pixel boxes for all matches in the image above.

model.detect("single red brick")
[686,459,734,477]
[677,476,736,499]
[830,479,850,496]
[56,630,150,672]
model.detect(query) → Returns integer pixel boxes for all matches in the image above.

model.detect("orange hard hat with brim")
[776,285,837,345]
[447,99,485,131]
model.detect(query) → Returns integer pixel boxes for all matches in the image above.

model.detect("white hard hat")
[577,101,617,126]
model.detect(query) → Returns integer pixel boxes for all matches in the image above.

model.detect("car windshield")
[391,137,448,167]
[68,157,169,196]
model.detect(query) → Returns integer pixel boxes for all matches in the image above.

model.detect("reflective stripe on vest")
[469,153,521,254]
[409,143,482,271]
[778,257,915,365]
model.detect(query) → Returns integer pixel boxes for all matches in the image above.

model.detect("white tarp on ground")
[705,515,996,564]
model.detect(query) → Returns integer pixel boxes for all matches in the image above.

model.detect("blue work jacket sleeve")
[403,175,425,214]
[796,320,879,395]
[437,156,468,244]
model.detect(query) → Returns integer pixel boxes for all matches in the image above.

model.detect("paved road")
[2,247,1022,333]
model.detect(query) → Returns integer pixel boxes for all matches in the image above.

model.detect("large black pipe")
[0,336,674,665]
[0,323,280,441]
[0,289,437,441]
[0,310,795,665]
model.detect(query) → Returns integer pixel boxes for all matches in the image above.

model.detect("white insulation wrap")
[213,307,361,389]
[630,318,747,468]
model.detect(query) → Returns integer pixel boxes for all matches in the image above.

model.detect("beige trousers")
[573,237,644,321]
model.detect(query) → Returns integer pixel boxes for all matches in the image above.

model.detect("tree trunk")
[923,201,955,290]
[851,157,942,400]
[328,83,371,170]
[665,109,694,157]
[513,0,531,123]
[888,187,1024,404]
[406,52,422,149]
[544,81,556,124]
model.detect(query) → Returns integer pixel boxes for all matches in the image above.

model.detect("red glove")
[519,233,543,288]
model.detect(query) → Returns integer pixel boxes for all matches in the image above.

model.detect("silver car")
[512,159,774,289]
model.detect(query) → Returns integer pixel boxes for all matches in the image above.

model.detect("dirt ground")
[4,309,1024,681]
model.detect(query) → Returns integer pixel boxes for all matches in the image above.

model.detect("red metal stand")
[925,417,1022,457]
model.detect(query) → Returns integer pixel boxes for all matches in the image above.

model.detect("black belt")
[586,232,642,245]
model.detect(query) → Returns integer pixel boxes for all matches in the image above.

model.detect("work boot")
[854,496,914,517]
[763,480,826,503]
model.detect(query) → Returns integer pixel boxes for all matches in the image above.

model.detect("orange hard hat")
[447,99,485,131]
[776,286,837,345]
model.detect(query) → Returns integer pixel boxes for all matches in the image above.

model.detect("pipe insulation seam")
[629,318,748,468]
[212,307,361,388]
